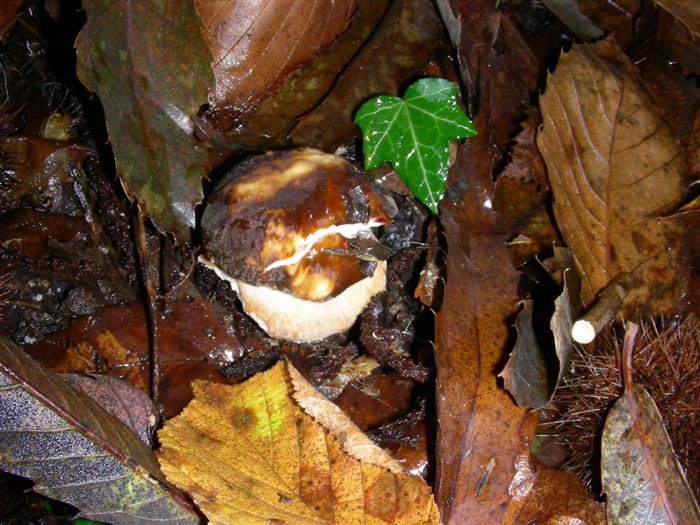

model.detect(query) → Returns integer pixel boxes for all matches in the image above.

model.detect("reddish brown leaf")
[0,0,22,38]
[431,2,541,522]
[195,0,362,146]
[28,300,243,418]
[289,0,444,150]
[653,0,700,38]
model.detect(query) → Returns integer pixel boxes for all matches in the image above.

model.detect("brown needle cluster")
[541,315,700,498]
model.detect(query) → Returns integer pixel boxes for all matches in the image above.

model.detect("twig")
[134,207,161,410]
[571,272,635,344]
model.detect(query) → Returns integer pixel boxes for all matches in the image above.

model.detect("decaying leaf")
[158,361,440,524]
[652,0,700,39]
[288,0,444,150]
[537,37,687,316]
[0,337,198,524]
[28,300,243,418]
[0,0,22,38]
[601,323,700,523]
[499,266,576,408]
[196,0,356,113]
[75,0,214,239]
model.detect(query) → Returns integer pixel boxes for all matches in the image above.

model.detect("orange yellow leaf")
[157,361,440,524]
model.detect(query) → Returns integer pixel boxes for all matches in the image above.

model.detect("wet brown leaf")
[75,0,214,239]
[653,0,700,38]
[158,361,440,524]
[601,323,700,523]
[197,0,376,147]
[28,299,243,418]
[196,0,356,114]
[499,267,576,408]
[434,80,537,525]
[504,461,606,524]
[289,0,444,150]
[0,0,22,38]
[431,2,542,522]
[537,37,687,316]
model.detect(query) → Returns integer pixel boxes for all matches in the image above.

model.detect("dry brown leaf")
[537,37,687,315]
[195,0,356,113]
[158,361,440,524]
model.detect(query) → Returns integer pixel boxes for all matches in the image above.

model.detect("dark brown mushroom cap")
[201,148,394,302]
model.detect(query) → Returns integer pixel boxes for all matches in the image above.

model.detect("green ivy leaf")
[354,78,476,213]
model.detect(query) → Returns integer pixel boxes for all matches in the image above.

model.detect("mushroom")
[200,148,395,342]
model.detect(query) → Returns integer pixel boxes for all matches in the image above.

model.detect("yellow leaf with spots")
[157,361,440,524]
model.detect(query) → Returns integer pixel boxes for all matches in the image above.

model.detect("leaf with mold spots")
[75,0,214,240]
[158,361,440,524]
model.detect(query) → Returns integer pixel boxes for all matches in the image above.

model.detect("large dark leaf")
[75,0,214,239]
[0,337,199,524]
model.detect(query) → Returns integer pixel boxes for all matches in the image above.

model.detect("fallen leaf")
[355,78,476,212]
[75,0,214,239]
[0,336,198,524]
[28,300,243,418]
[500,268,576,408]
[601,323,700,523]
[434,100,537,524]
[0,0,22,38]
[653,0,700,39]
[289,0,444,150]
[60,374,158,446]
[0,136,90,212]
[287,362,402,474]
[539,0,605,41]
[196,0,356,116]
[158,361,440,524]
[537,37,687,315]
[504,461,606,524]
[218,0,390,148]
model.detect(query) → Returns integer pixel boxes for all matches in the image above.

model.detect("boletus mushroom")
[200,148,395,342]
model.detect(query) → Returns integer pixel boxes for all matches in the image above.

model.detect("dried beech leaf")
[537,37,686,315]
[158,361,440,524]
[196,0,357,116]
[601,324,700,523]
[75,0,214,239]
[0,336,198,524]
[287,362,402,474]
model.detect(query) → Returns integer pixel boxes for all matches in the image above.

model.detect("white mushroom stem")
[199,256,386,342]
[571,272,635,344]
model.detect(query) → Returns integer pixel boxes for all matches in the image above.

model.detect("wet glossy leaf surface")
[601,324,700,524]
[355,78,476,213]
[75,0,214,239]
[0,336,198,524]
